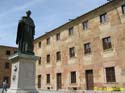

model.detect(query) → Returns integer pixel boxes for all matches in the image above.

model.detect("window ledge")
[46,83,51,85]
[70,83,78,85]
[46,62,50,64]
[56,60,61,62]
[104,82,118,84]
[83,28,89,31]
[69,35,74,37]
[100,21,109,25]
[70,56,76,59]
[84,53,92,56]
[103,48,113,53]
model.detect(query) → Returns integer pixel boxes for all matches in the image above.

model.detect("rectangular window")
[71,71,76,83]
[47,37,50,45]
[46,74,50,84]
[38,75,41,88]
[56,33,60,41]
[69,47,75,58]
[122,4,125,14]
[56,51,61,61]
[38,41,41,48]
[5,62,10,69]
[69,27,74,36]
[38,57,41,65]
[82,20,88,30]
[46,54,50,63]
[106,67,116,82]
[100,13,107,23]
[84,43,91,54]
[102,37,112,50]
[47,87,50,89]
[6,50,10,55]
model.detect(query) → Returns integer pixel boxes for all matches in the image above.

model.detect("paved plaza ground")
[0,89,125,93]
[0,88,7,93]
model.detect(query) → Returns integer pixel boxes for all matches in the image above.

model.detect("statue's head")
[26,10,31,17]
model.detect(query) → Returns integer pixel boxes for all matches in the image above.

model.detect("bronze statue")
[16,10,35,55]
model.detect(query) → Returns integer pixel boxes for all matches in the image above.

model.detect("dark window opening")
[69,47,75,58]
[38,57,41,65]
[5,62,10,69]
[56,51,61,61]
[82,20,88,30]
[122,4,125,14]
[56,33,60,41]
[84,43,91,54]
[106,67,116,82]
[71,71,76,83]
[102,37,112,50]
[47,37,50,45]
[6,50,10,55]
[38,75,41,88]
[47,87,50,89]
[69,27,74,36]
[46,54,50,63]
[100,13,107,23]
[38,41,41,48]
[47,74,50,84]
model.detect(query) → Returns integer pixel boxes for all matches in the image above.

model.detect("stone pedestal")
[7,53,39,93]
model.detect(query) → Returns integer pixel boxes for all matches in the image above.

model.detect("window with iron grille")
[56,33,60,41]
[38,57,41,65]
[69,27,74,36]
[84,43,91,54]
[100,13,107,23]
[105,67,116,82]
[71,71,76,83]
[82,20,88,30]
[56,51,61,61]
[47,37,50,45]
[69,47,75,58]
[122,4,125,14]
[6,50,11,55]
[5,62,10,69]
[38,75,41,88]
[46,74,50,84]
[38,41,41,48]
[102,37,112,50]
[46,54,50,63]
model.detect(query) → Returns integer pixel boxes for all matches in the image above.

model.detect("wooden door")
[57,73,62,89]
[85,70,94,90]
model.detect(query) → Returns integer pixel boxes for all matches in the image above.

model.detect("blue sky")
[0,0,108,47]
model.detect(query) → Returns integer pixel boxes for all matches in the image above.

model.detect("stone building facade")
[0,45,17,87]
[34,0,125,90]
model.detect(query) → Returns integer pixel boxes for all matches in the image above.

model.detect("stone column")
[7,53,39,93]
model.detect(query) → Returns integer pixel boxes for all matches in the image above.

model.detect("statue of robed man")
[16,10,35,55]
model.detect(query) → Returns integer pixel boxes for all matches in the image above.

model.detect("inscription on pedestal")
[7,53,39,93]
